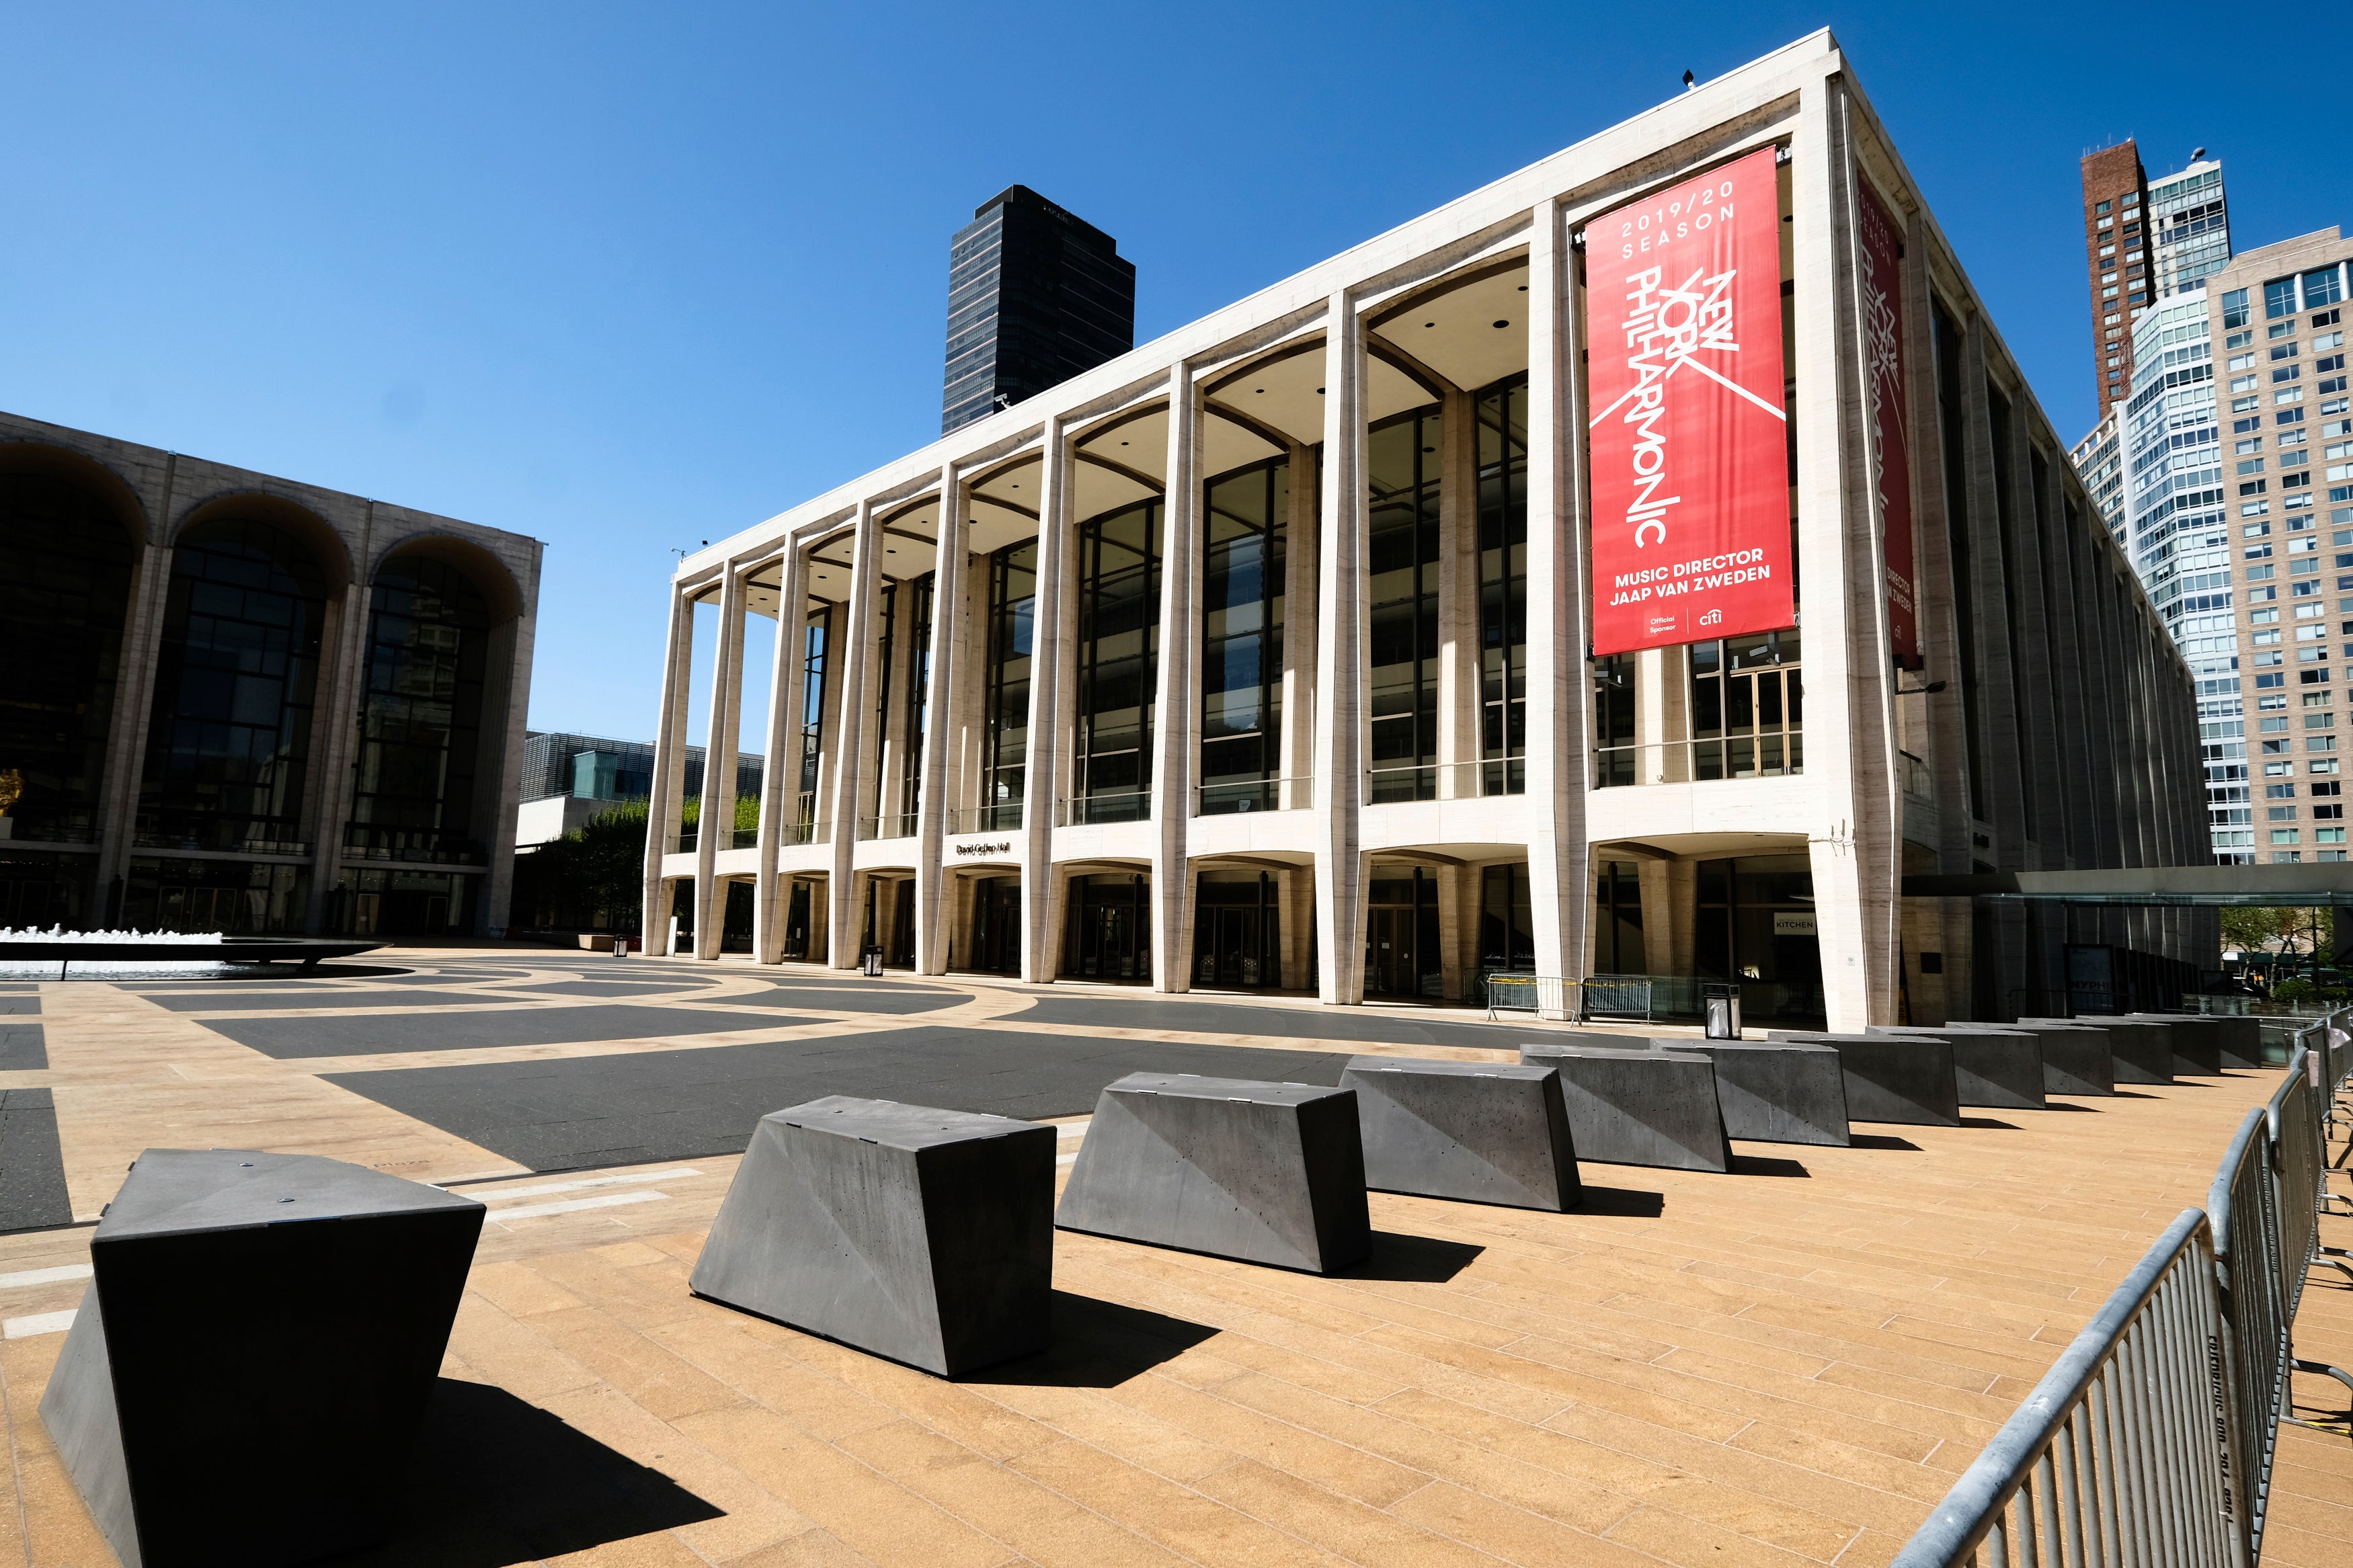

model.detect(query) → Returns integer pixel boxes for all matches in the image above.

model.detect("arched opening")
[126,515,327,934]
[0,468,137,925]
[341,552,494,937]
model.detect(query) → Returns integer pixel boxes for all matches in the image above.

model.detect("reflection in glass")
[1200,460,1285,815]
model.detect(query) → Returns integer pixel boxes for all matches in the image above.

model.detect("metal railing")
[1197,777,1312,815]
[1895,1007,2353,1567]
[1901,749,1934,800]
[856,813,918,842]
[1484,975,1569,1022]
[945,805,1023,834]
[1892,1209,2241,1568]
[1364,759,1524,804]
[731,827,760,849]
[1595,733,1805,787]
[779,817,828,847]
[1579,973,1704,1022]
[1057,790,1150,827]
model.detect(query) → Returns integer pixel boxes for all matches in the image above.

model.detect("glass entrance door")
[1364,867,1442,997]
[971,877,1022,975]
[1191,871,1281,987]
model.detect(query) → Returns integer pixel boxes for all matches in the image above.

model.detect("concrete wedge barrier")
[1055,1073,1371,1274]
[39,1149,484,1568]
[1341,1057,1579,1210]
[1862,1027,2043,1108]
[692,1097,1055,1377]
[2021,1016,2173,1085]
[2123,1013,2223,1075]
[1515,1044,1730,1171]
[2208,1014,2263,1069]
[1640,1038,1850,1146]
[1765,1033,1961,1126]
[1874,1021,2114,1097]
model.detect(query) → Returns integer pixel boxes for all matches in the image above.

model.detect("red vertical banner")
[1856,177,1921,669]
[1587,146,1792,656]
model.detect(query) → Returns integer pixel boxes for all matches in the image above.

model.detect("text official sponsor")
[1585,146,1793,655]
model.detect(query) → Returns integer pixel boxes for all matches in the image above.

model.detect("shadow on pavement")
[333,1378,722,1565]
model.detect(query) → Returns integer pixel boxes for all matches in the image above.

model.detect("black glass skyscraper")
[943,186,1135,434]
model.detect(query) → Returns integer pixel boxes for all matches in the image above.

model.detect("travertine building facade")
[647,32,2208,1028]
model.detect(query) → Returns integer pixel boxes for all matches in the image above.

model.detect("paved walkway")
[0,943,2344,1566]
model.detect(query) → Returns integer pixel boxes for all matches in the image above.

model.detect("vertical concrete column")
[1279,441,1319,810]
[92,455,177,919]
[755,542,809,962]
[1521,196,1591,1003]
[1435,386,1479,798]
[1314,293,1370,1005]
[301,495,376,932]
[827,500,882,966]
[1435,862,1464,999]
[641,582,695,949]
[915,467,966,974]
[1151,364,1203,991]
[93,538,176,915]
[1796,87,1904,1032]
[1279,864,1313,989]
[1019,417,1074,983]
[692,561,749,960]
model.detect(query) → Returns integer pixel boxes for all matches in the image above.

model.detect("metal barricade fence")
[1888,1210,2245,1568]
[1482,975,1568,1022]
[2210,1106,2286,1563]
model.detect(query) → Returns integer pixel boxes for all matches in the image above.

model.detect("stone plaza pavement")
[0,944,2346,1565]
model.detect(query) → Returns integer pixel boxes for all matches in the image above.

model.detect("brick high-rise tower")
[2081,140,2151,420]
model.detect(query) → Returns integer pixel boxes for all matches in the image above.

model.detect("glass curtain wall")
[1476,377,1528,795]
[348,555,491,895]
[981,542,1037,829]
[796,605,831,837]
[1687,629,1803,778]
[1071,503,1158,824]
[900,573,934,823]
[138,520,327,858]
[1367,406,1443,802]
[1201,460,1286,814]
[1593,861,1644,973]
[0,475,133,860]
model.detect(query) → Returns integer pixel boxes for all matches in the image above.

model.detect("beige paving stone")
[0,958,2343,1567]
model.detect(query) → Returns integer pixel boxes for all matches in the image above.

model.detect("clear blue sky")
[4,3,2334,749]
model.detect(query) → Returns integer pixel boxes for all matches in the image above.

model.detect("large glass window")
[1070,503,1158,824]
[1367,405,1443,802]
[2268,278,2300,319]
[980,541,1036,830]
[795,604,831,836]
[900,573,934,822]
[1363,866,1441,997]
[1477,862,1536,1001]
[868,581,897,824]
[1593,861,1644,973]
[1201,460,1285,815]
[348,555,490,866]
[0,474,133,852]
[1688,630,1802,778]
[1593,655,1636,787]
[1477,376,1528,795]
[140,520,326,855]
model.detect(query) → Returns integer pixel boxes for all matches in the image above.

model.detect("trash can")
[1702,982,1742,1040]
[861,946,885,978]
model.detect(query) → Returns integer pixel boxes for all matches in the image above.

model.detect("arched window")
[0,472,134,924]
[139,519,327,853]
[350,554,491,862]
